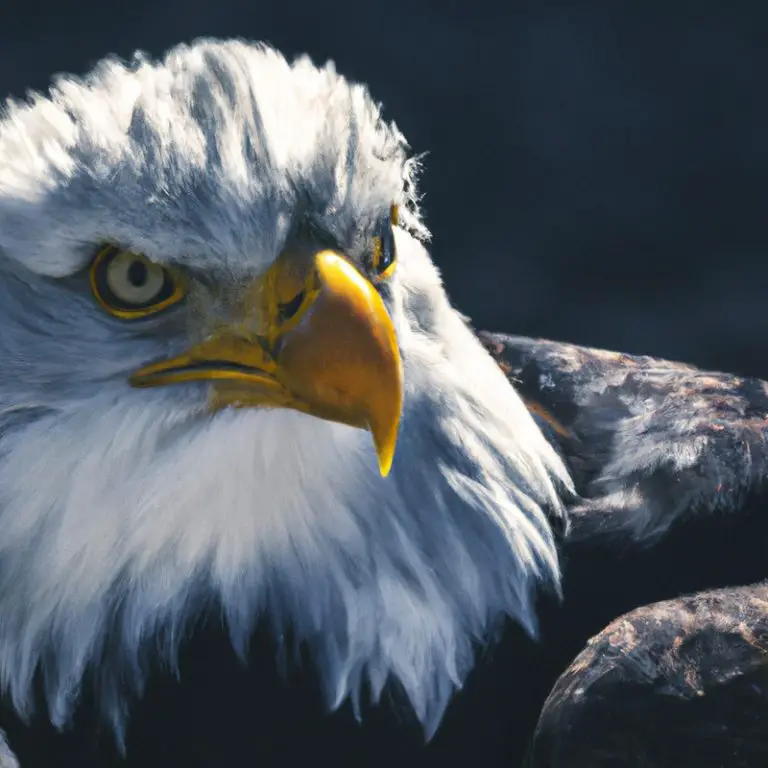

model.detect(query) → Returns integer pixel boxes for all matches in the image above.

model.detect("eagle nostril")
[277,290,306,324]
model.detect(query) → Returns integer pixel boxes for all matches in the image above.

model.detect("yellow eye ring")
[371,204,399,281]
[90,245,187,319]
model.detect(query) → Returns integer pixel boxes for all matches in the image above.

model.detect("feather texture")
[0,40,571,747]
[481,332,768,545]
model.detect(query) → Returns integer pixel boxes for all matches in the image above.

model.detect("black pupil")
[378,232,394,272]
[127,259,149,287]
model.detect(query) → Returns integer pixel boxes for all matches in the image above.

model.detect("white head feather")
[0,38,573,743]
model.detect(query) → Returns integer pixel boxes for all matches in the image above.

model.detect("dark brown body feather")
[530,585,768,768]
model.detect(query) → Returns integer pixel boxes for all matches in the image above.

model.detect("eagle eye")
[370,204,399,281]
[90,245,186,319]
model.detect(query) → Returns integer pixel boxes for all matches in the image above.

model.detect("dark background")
[2,0,767,375]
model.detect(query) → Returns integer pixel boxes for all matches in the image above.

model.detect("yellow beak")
[130,249,403,476]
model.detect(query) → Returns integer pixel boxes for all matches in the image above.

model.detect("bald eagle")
[0,38,764,768]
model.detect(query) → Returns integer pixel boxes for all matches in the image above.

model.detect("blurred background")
[2,0,767,375]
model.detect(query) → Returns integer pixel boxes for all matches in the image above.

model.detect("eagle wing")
[528,583,768,767]
[480,332,768,766]
[479,331,768,545]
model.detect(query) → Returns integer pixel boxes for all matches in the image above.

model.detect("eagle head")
[0,39,572,742]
